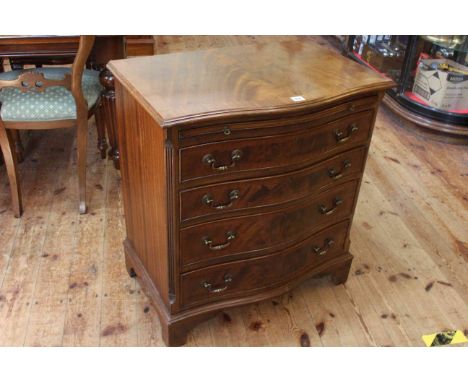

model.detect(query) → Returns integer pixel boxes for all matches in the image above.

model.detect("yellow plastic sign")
[422,330,468,347]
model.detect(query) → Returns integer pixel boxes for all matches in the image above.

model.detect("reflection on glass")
[348,35,468,116]
[350,35,406,83]
[421,36,468,53]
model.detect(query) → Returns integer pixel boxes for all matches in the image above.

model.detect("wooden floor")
[0,36,467,346]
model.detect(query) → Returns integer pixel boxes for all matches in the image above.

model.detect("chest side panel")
[115,80,171,307]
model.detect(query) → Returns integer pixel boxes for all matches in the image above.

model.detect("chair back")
[0,35,96,120]
[70,36,96,119]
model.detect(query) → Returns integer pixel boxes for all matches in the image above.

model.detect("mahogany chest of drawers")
[108,41,393,346]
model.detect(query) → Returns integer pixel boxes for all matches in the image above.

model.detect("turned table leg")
[94,102,108,159]
[99,69,120,170]
[10,130,25,163]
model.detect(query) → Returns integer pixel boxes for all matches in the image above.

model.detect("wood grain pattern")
[180,220,351,307]
[179,111,374,184]
[115,80,171,308]
[0,36,466,347]
[0,36,80,57]
[0,35,146,63]
[179,146,367,223]
[107,41,393,126]
[180,181,359,271]
[178,95,378,146]
[125,36,155,57]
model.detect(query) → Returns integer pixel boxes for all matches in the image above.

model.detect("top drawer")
[179,110,374,184]
[178,96,378,146]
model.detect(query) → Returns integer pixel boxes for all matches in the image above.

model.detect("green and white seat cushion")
[0,67,103,122]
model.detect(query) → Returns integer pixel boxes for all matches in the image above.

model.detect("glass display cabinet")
[345,36,468,141]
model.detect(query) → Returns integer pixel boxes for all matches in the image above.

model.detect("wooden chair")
[0,36,101,217]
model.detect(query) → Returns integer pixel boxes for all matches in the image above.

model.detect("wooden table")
[0,35,154,168]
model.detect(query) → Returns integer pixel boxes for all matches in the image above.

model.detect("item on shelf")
[433,61,468,75]
[362,42,405,74]
[413,58,468,111]
[433,47,455,59]
[353,35,369,55]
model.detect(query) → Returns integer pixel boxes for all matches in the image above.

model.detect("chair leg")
[0,124,23,218]
[76,119,88,214]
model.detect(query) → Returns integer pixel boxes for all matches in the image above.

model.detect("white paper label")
[290,96,305,102]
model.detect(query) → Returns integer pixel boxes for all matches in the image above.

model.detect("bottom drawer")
[180,220,350,308]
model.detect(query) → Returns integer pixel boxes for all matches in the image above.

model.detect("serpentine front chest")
[108,41,394,346]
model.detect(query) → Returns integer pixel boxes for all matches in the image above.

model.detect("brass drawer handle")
[202,149,243,171]
[335,123,359,143]
[313,238,335,256]
[319,197,343,215]
[328,160,351,180]
[202,274,233,294]
[202,190,240,210]
[202,231,236,251]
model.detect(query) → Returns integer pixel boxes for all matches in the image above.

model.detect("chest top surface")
[108,41,394,127]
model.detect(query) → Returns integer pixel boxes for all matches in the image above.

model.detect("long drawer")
[179,180,358,270]
[180,146,367,224]
[178,96,378,146]
[180,220,350,308]
[179,110,374,183]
